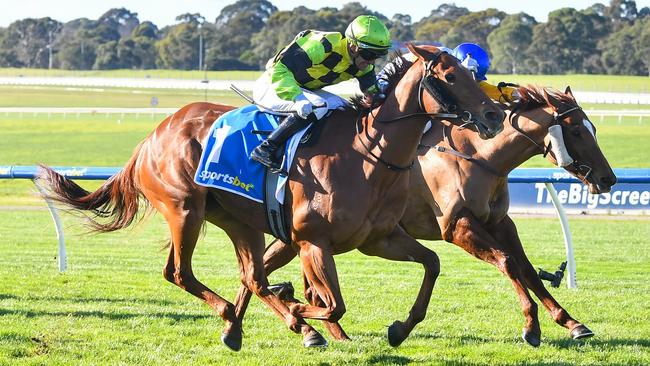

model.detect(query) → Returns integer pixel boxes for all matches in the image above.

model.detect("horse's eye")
[571,128,581,136]
[445,74,456,85]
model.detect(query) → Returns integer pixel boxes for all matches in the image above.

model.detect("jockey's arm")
[478,80,519,103]
[268,32,332,101]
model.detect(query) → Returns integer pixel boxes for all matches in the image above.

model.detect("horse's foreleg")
[358,226,440,347]
[444,209,542,347]
[290,241,346,325]
[301,273,351,341]
[489,215,593,340]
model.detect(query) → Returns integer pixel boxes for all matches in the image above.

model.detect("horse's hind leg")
[489,215,593,340]
[205,211,327,348]
[445,209,542,346]
[151,191,241,349]
[358,226,440,347]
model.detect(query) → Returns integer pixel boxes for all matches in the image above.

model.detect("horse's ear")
[564,86,575,100]
[406,43,425,61]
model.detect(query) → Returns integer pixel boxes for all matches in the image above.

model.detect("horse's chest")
[328,186,407,249]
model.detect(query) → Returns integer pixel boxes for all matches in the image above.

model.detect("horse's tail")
[37,141,148,233]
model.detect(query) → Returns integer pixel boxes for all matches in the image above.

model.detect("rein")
[419,124,504,177]
[355,51,469,172]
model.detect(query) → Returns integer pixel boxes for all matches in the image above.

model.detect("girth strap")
[263,169,290,243]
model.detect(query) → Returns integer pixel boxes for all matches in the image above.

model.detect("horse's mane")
[512,85,576,114]
[349,51,412,112]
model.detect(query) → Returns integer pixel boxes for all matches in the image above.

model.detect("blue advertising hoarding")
[509,182,650,213]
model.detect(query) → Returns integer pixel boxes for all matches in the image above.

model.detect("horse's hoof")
[303,330,328,348]
[522,328,541,347]
[268,282,295,301]
[221,329,242,352]
[387,321,408,347]
[571,324,594,340]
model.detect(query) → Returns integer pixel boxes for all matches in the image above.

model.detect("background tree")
[205,0,277,70]
[155,21,200,70]
[93,40,119,69]
[526,8,603,74]
[442,9,506,48]
[0,27,18,67]
[56,19,96,69]
[413,4,469,43]
[605,0,638,31]
[487,13,536,74]
[387,14,414,43]
[2,18,62,68]
[601,18,649,75]
[98,8,140,38]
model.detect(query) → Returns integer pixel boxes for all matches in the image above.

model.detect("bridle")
[356,51,477,171]
[510,103,594,182]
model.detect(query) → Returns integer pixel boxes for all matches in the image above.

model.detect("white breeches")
[252,74,348,120]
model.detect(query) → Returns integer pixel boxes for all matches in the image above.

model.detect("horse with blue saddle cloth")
[37,44,505,351]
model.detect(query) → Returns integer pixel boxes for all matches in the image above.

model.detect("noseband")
[511,104,594,181]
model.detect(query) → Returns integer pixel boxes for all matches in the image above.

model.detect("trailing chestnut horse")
[36,44,504,350]
[233,85,616,347]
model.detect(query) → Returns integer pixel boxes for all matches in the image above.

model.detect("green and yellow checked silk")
[265,30,376,101]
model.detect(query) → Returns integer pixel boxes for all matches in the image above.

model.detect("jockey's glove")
[294,94,314,119]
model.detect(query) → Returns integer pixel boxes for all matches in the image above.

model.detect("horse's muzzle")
[474,108,505,140]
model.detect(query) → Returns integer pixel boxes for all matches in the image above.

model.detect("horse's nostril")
[484,111,498,123]
[601,175,617,186]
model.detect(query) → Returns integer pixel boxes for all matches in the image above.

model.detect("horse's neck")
[463,107,553,174]
[362,66,428,169]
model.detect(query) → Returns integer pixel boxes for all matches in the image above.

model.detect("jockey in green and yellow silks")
[251,15,391,172]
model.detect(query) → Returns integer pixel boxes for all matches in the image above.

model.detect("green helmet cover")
[345,15,391,50]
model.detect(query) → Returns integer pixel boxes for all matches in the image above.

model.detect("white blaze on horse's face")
[583,119,596,141]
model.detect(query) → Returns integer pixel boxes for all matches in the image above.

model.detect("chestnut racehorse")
[37,44,504,351]
[233,85,616,347]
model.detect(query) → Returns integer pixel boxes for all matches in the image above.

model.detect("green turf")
[495,74,650,94]
[0,67,261,80]
[0,86,247,108]
[0,211,648,365]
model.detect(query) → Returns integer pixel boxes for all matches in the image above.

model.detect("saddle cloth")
[194,105,310,204]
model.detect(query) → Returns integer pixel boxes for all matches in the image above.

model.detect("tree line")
[0,0,649,75]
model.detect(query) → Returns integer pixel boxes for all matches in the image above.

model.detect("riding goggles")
[358,48,388,61]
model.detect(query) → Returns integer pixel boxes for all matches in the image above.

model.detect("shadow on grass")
[355,330,494,344]
[0,308,211,322]
[546,336,650,349]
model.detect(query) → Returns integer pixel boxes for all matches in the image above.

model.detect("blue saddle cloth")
[194,105,288,202]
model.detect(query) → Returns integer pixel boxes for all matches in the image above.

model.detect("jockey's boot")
[251,114,312,171]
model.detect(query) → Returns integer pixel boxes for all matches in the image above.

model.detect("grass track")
[0,211,648,365]
[0,74,649,364]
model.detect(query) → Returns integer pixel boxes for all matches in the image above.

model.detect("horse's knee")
[328,302,346,322]
[167,269,194,289]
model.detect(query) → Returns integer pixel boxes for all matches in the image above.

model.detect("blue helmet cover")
[452,43,490,81]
